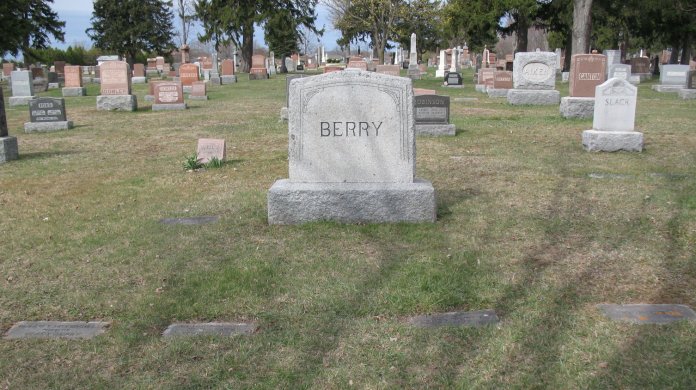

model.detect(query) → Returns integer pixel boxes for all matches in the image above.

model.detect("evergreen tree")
[0,0,65,64]
[87,0,175,66]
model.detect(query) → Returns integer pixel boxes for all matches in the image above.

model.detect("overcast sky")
[50,0,344,52]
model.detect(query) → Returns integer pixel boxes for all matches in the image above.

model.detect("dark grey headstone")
[408,310,499,328]
[47,71,58,83]
[414,95,450,124]
[0,88,7,137]
[29,97,67,122]
[162,322,257,337]
[286,74,305,107]
[159,216,219,225]
[446,72,463,86]
[598,304,696,324]
[296,64,304,71]
[4,321,110,339]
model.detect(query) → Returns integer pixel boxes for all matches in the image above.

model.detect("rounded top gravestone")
[593,78,637,132]
[512,52,557,90]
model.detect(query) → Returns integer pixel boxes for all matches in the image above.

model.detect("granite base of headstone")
[0,137,19,163]
[62,87,87,97]
[475,84,487,93]
[48,82,61,89]
[487,88,509,98]
[221,75,237,84]
[678,89,696,99]
[560,97,595,119]
[507,89,560,105]
[24,121,73,132]
[152,103,187,111]
[132,76,147,84]
[582,78,643,152]
[651,84,683,93]
[188,95,208,101]
[96,95,137,111]
[9,96,37,106]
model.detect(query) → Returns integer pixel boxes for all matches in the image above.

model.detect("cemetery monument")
[0,88,19,163]
[24,97,73,132]
[96,61,137,111]
[561,53,607,119]
[507,51,560,105]
[9,70,36,106]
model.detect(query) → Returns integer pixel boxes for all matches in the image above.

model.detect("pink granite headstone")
[196,138,226,163]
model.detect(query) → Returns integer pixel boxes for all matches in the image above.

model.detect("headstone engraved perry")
[267,70,436,223]
[3,321,110,339]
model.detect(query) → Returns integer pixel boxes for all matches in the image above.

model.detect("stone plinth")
[560,97,595,119]
[62,87,86,97]
[0,136,19,163]
[188,95,208,100]
[24,121,73,133]
[507,89,560,105]
[678,89,696,99]
[9,96,36,106]
[475,84,487,93]
[582,130,643,152]
[96,95,137,111]
[487,88,508,98]
[132,76,147,84]
[268,179,436,224]
[415,124,456,136]
[651,85,683,93]
[152,103,187,111]
[221,75,237,84]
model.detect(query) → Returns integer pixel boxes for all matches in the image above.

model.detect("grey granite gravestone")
[408,310,499,328]
[597,304,696,324]
[652,64,690,92]
[414,95,455,136]
[3,321,110,339]
[9,70,36,106]
[162,322,256,337]
[678,70,696,100]
[603,50,621,75]
[24,97,73,132]
[267,69,436,224]
[582,78,643,152]
[281,74,306,121]
[507,52,560,105]
[445,71,463,87]
[0,88,19,163]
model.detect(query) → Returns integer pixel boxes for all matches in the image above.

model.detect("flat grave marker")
[598,304,696,324]
[163,322,256,337]
[3,321,110,339]
[159,216,219,225]
[408,310,499,328]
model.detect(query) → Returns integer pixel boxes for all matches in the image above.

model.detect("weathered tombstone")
[152,82,186,111]
[2,62,14,78]
[597,304,696,324]
[375,65,401,76]
[414,94,455,136]
[47,71,60,89]
[507,51,560,105]
[582,78,643,152]
[678,70,696,100]
[9,70,36,106]
[249,54,268,80]
[602,50,621,75]
[196,138,226,163]
[407,33,420,79]
[189,81,208,100]
[281,74,306,120]
[346,56,368,70]
[284,57,296,72]
[162,322,255,337]
[476,68,494,92]
[145,80,167,101]
[0,88,19,163]
[3,321,110,339]
[62,65,86,96]
[435,49,446,78]
[408,310,499,328]
[630,57,651,80]
[132,63,147,84]
[323,66,343,73]
[267,70,436,224]
[487,70,513,98]
[24,97,73,132]
[97,61,137,111]
[220,59,237,84]
[179,63,199,92]
[652,64,690,92]
[561,54,607,119]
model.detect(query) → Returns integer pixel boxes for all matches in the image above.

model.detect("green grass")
[1,68,695,388]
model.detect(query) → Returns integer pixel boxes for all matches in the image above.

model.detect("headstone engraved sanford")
[220,59,237,84]
[25,97,73,132]
[487,70,512,98]
[188,81,208,101]
[582,78,643,152]
[407,33,420,80]
[267,70,436,224]
[249,55,268,80]
[152,82,186,111]
[561,54,607,119]
[9,70,36,106]
[3,321,110,339]
[679,70,696,100]
[62,65,87,96]
[179,63,200,92]
[652,64,690,92]
[507,51,560,105]
[97,61,137,111]
[281,74,306,120]
[414,94,455,136]
[0,88,19,163]
[196,138,226,163]
[132,63,147,84]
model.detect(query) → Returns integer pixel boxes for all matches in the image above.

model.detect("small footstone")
[407,310,499,328]
[159,216,219,225]
[162,322,257,337]
[588,173,631,179]
[4,321,110,339]
[598,304,696,324]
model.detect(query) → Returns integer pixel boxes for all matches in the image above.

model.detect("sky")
[49,0,343,53]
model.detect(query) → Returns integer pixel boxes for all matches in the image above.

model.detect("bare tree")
[175,0,195,47]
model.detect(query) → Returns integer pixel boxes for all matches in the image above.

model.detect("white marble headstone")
[593,78,637,132]
[512,52,556,90]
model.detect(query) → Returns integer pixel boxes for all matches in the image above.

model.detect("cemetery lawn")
[1,70,695,389]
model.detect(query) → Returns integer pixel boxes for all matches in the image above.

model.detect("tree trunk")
[240,21,254,73]
[516,14,529,52]
[670,45,679,64]
[681,35,692,65]
[564,33,572,72]
[572,0,593,55]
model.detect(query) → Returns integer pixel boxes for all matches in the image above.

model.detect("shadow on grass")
[19,150,81,160]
